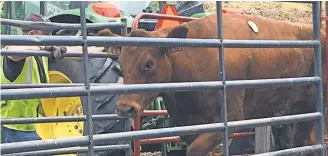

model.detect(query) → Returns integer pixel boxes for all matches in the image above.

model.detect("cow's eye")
[144,60,153,71]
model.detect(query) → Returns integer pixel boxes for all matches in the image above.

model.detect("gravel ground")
[141,2,325,156]
[140,151,162,156]
[205,1,326,24]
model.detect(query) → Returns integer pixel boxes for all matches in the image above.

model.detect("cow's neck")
[165,52,196,83]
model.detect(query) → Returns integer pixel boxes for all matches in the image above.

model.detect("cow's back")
[165,13,324,81]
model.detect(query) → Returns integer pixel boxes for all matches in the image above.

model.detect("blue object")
[1,126,41,143]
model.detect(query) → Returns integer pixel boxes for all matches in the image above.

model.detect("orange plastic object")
[155,4,183,30]
[91,2,120,18]
[222,8,246,15]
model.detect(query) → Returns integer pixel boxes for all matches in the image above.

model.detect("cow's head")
[99,26,189,118]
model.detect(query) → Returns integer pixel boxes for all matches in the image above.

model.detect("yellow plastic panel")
[36,71,84,156]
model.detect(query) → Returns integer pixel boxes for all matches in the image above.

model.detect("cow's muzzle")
[116,103,137,118]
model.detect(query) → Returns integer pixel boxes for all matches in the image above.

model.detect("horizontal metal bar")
[0,49,52,57]
[1,83,110,89]
[1,112,321,154]
[0,18,124,31]
[1,86,87,100]
[1,110,167,125]
[252,144,324,156]
[1,35,320,48]
[1,114,127,124]
[1,76,319,89]
[223,40,320,48]
[226,76,320,88]
[1,35,83,46]
[228,112,321,131]
[1,77,319,100]
[2,144,130,156]
[0,110,167,124]
[0,49,117,59]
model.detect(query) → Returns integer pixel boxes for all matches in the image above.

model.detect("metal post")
[313,1,325,156]
[216,2,229,156]
[7,1,12,35]
[40,1,46,16]
[325,3,328,150]
[124,118,133,156]
[79,1,94,156]
[255,126,272,154]
[121,18,128,36]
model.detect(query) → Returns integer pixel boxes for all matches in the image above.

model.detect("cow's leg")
[271,124,293,150]
[186,132,222,156]
[186,88,245,156]
[290,100,315,148]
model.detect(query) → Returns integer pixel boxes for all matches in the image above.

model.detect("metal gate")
[0,1,326,156]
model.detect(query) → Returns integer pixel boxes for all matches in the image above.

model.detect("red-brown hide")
[98,13,327,156]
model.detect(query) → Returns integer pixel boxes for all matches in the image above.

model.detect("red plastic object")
[91,2,120,18]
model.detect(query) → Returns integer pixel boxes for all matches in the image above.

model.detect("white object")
[248,21,259,33]
[109,1,151,16]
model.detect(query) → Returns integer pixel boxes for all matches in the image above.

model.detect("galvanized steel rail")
[0,113,322,154]
[1,144,131,156]
[216,2,229,155]
[0,49,117,59]
[0,1,325,156]
[79,3,94,155]
[1,35,320,47]
[0,77,320,100]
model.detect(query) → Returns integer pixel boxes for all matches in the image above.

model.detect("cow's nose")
[116,103,136,117]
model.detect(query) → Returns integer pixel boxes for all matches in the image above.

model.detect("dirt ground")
[140,1,325,156]
[205,1,325,24]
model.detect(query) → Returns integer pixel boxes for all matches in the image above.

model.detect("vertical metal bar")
[313,2,325,156]
[40,1,46,16]
[79,1,94,156]
[216,1,229,156]
[319,1,322,29]
[7,1,12,35]
[121,18,128,36]
[124,118,132,156]
[121,16,130,156]
[325,3,328,146]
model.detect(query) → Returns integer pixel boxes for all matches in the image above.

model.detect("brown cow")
[98,13,327,156]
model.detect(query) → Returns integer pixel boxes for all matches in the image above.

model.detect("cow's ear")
[96,28,122,56]
[96,28,121,37]
[166,26,189,39]
[160,26,188,55]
